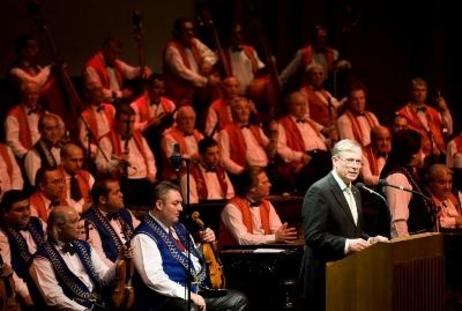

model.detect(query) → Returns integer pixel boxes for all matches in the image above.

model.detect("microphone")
[356,182,388,206]
[378,179,432,202]
[170,143,183,172]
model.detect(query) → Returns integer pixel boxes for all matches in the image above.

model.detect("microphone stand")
[175,156,193,310]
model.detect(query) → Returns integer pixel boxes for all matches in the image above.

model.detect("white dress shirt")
[29,241,115,311]
[63,170,95,215]
[0,220,46,300]
[87,208,140,267]
[227,47,265,94]
[180,165,235,204]
[131,213,201,300]
[0,145,24,199]
[205,101,233,137]
[218,126,270,174]
[84,57,141,99]
[360,154,386,186]
[277,117,327,163]
[220,199,283,245]
[433,195,461,229]
[161,130,203,160]
[337,111,380,147]
[5,106,41,158]
[79,105,114,155]
[24,145,61,186]
[96,134,156,180]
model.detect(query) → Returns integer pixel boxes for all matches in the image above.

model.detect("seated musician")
[425,164,462,229]
[131,73,176,132]
[0,143,24,200]
[96,104,157,207]
[219,167,298,246]
[29,205,121,311]
[217,97,277,177]
[131,181,248,311]
[180,137,235,204]
[79,85,116,157]
[276,91,331,193]
[29,167,66,222]
[83,176,140,266]
[59,143,95,215]
[0,190,47,307]
[360,125,391,186]
[161,106,204,180]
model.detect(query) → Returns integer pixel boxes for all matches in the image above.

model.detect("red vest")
[0,144,13,181]
[397,104,445,155]
[8,105,42,150]
[85,52,124,89]
[29,192,67,222]
[81,104,115,140]
[223,123,265,167]
[108,130,150,171]
[225,45,259,76]
[344,111,379,147]
[300,86,333,127]
[210,99,233,132]
[132,94,176,124]
[300,45,336,72]
[363,146,379,176]
[189,163,228,201]
[59,167,92,204]
[163,39,203,106]
[219,196,271,247]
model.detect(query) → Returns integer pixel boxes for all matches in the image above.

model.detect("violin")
[191,212,225,289]
[0,256,21,311]
[112,253,135,311]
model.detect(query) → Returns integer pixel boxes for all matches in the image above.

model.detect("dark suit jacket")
[299,172,369,309]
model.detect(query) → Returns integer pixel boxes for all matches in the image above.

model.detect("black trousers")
[160,289,248,311]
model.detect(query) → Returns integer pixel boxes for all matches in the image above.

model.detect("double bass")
[191,211,226,289]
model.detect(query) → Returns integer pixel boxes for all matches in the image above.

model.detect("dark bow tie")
[96,105,104,112]
[27,108,39,115]
[106,213,120,221]
[249,200,262,208]
[204,166,216,172]
[61,243,75,255]
[416,106,427,113]
[240,124,250,129]
[184,132,194,137]
[296,119,307,124]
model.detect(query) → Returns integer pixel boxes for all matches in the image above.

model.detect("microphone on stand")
[378,179,432,202]
[356,182,388,206]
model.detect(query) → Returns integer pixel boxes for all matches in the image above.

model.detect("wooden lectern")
[326,232,445,311]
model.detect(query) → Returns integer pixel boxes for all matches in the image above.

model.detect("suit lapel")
[327,173,357,228]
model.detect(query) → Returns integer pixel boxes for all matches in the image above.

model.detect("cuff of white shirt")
[344,239,350,254]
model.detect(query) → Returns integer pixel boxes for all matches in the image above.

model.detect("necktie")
[106,212,120,221]
[416,106,427,113]
[61,243,75,255]
[296,119,306,123]
[48,199,60,210]
[70,176,83,201]
[169,229,186,252]
[344,187,358,225]
[240,124,249,129]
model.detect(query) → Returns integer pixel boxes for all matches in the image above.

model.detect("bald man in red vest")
[220,166,297,246]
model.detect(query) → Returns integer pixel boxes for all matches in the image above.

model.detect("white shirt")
[0,220,46,300]
[218,126,270,174]
[384,173,412,238]
[0,145,24,200]
[96,134,156,180]
[131,95,176,131]
[180,164,235,204]
[5,106,41,158]
[227,47,265,94]
[29,241,115,311]
[446,137,462,168]
[10,65,51,90]
[87,208,140,267]
[131,213,201,300]
[79,105,114,154]
[433,195,461,229]
[205,100,233,137]
[337,111,380,147]
[24,145,61,186]
[331,170,359,253]
[164,38,217,87]
[276,116,327,163]
[84,56,141,100]
[220,199,283,245]
[161,129,203,160]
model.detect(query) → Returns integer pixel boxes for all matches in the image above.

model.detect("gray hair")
[47,205,72,242]
[331,139,362,157]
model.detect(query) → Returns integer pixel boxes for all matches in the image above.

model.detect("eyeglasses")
[338,157,362,167]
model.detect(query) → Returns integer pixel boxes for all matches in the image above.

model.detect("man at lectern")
[300,139,388,311]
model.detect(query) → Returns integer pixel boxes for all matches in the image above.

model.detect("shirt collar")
[331,170,351,192]
[148,211,171,233]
